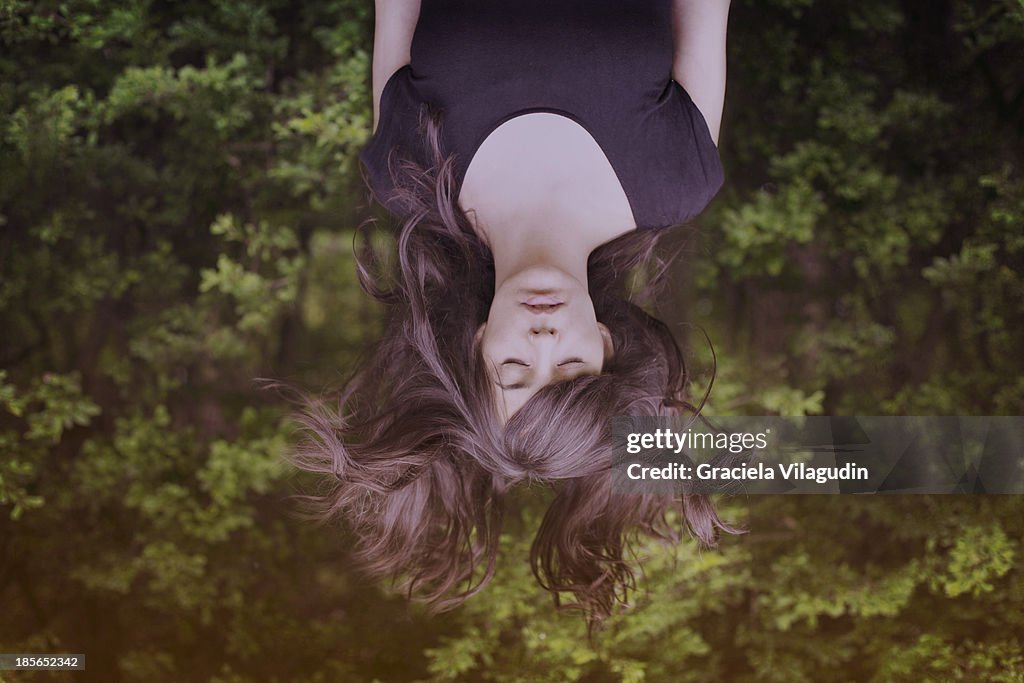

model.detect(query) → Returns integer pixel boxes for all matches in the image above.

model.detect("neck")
[470,201,616,289]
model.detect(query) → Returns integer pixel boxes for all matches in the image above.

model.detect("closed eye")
[497,358,529,390]
[557,358,585,367]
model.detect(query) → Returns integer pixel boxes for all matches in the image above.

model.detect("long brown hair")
[287,105,739,624]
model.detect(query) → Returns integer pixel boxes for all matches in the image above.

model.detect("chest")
[457,113,637,237]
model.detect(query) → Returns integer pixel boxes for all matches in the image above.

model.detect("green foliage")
[0,369,100,518]
[694,0,1024,418]
[421,498,1023,681]
[1,0,1022,681]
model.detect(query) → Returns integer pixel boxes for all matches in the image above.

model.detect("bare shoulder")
[671,0,731,145]
[371,0,422,133]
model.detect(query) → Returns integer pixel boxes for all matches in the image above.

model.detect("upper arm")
[372,0,422,133]
[671,0,731,146]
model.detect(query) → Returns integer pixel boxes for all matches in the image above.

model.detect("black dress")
[360,0,724,229]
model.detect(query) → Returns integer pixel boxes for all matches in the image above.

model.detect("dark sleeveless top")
[360,0,724,229]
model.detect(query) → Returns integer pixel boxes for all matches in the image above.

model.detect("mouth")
[523,294,564,306]
[521,302,564,314]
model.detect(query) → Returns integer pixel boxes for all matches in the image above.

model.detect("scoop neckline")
[455,108,639,230]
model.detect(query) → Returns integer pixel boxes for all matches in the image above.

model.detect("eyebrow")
[494,357,597,390]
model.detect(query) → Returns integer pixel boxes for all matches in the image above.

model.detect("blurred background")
[1,0,1023,680]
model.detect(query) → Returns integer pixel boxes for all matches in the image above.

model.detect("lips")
[522,302,564,313]
[523,295,563,306]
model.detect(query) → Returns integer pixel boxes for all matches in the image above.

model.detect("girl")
[292,0,737,623]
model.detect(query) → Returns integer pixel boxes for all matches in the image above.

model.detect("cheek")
[568,330,605,364]
[480,345,499,369]
[589,324,612,358]
[483,306,518,338]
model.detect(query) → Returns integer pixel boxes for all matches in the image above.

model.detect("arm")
[671,0,731,146]
[371,0,421,133]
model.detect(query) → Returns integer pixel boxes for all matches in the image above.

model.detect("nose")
[529,325,557,336]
